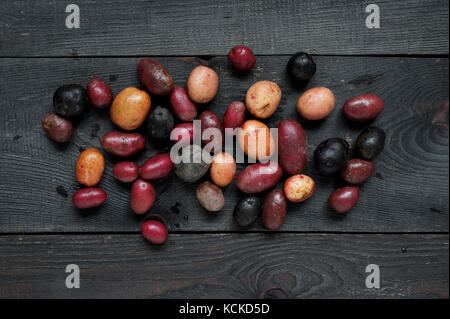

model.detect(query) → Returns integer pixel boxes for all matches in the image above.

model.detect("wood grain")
[0,233,447,298]
[0,56,448,233]
[0,0,448,56]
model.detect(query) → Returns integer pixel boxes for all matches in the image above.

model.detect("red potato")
[262,189,287,231]
[227,46,256,71]
[342,159,374,184]
[328,186,360,213]
[101,131,145,157]
[112,161,139,183]
[200,110,223,150]
[87,78,113,109]
[138,58,174,96]
[171,123,198,147]
[187,66,219,103]
[277,119,308,175]
[72,187,107,209]
[141,220,168,244]
[41,113,73,143]
[130,179,156,214]
[169,86,197,121]
[139,153,173,180]
[223,101,246,135]
[284,174,315,202]
[343,94,384,122]
[236,161,283,194]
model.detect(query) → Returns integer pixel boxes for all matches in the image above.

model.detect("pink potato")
[236,161,283,194]
[112,161,139,183]
[130,179,155,215]
[169,86,197,121]
[72,187,107,209]
[101,131,145,157]
[328,186,360,213]
[139,153,173,180]
[343,94,384,121]
[141,220,168,244]
[200,110,223,150]
[223,101,246,135]
[87,78,113,109]
[277,119,308,175]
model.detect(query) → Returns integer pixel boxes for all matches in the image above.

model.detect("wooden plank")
[0,56,448,233]
[0,233,447,298]
[0,0,448,56]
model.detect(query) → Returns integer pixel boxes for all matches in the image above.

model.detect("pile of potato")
[41,46,385,244]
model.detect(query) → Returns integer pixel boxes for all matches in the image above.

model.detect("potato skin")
[297,87,335,120]
[196,181,225,212]
[138,58,174,96]
[130,179,155,214]
[76,148,105,187]
[41,113,73,143]
[200,110,223,150]
[87,78,113,109]
[343,94,384,121]
[110,87,151,130]
[342,159,374,184]
[245,81,281,119]
[262,189,287,230]
[284,174,315,202]
[210,152,236,187]
[112,161,139,183]
[139,153,173,180]
[223,101,246,135]
[236,161,283,194]
[277,119,307,175]
[169,86,197,121]
[187,66,219,103]
[171,123,197,147]
[72,187,107,209]
[328,186,360,213]
[101,131,145,157]
[238,120,275,161]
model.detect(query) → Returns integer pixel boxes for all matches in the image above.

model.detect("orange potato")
[187,66,219,103]
[284,174,315,202]
[238,120,275,161]
[110,87,151,130]
[245,80,281,118]
[296,87,335,120]
[210,152,236,187]
[76,148,105,187]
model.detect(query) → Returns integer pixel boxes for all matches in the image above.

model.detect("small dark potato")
[169,86,197,122]
[72,187,107,209]
[328,186,360,213]
[171,123,197,147]
[87,78,113,109]
[234,196,261,227]
[130,179,156,214]
[355,127,385,160]
[262,189,287,230]
[53,84,88,118]
[223,101,246,136]
[101,131,145,157]
[113,161,139,183]
[343,94,384,122]
[342,159,374,184]
[141,220,168,245]
[139,153,173,180]
[287,52,316,82]
[200,110,223,151]
[314,138,349,176]
[147,106,175,140]
[174,145,211,183]
[236,161,283,194]
[277,119,308,175]
[41,113,73,143]
[138,58,174,96]
[196,181,225,212]
[227,46,256,71]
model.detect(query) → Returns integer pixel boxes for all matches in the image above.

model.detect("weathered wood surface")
[0,56,448,233]
[0,0,448,56]
[0,233,447,299]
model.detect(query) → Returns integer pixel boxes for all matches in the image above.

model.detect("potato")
[284,174,315,202]
[210,152,236,187]
[141,220,168,245]
[355,127,385,160]
[342,159,374,184]
[171,123,197,147]
[227,46,256,71]
[130,179,155,214]
[245,80,281,119]
[139,153,173,180]
[234,196,261,227]
[101,131,145,157]
[314,138,349,176]
[328,186,360,213]
[238,120,275,161]
[187,66,219,103]
[223,101,246,136]
[297,87,335,120]
[200,110,223,151]
[262,189,287,230]
[110,87,151,130]
[169,86,197,121]
[174,145,211,183]
[41,113,73,143]
[72,187,107,209]
[343,94,384,121]
[76,148,105,187]
[112,161,139,183]
[138,58,174,96]
[236,161,282,194]
[87,78,113,109]
[277,119,307,175]
[196,181,225,212]
[53,84,88,118]
[147,106,175,140]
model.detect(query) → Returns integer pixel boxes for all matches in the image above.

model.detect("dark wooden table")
[0,0,448,299]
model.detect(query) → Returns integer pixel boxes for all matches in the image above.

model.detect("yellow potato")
[110,87,151,130]
[245,81,281,118]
